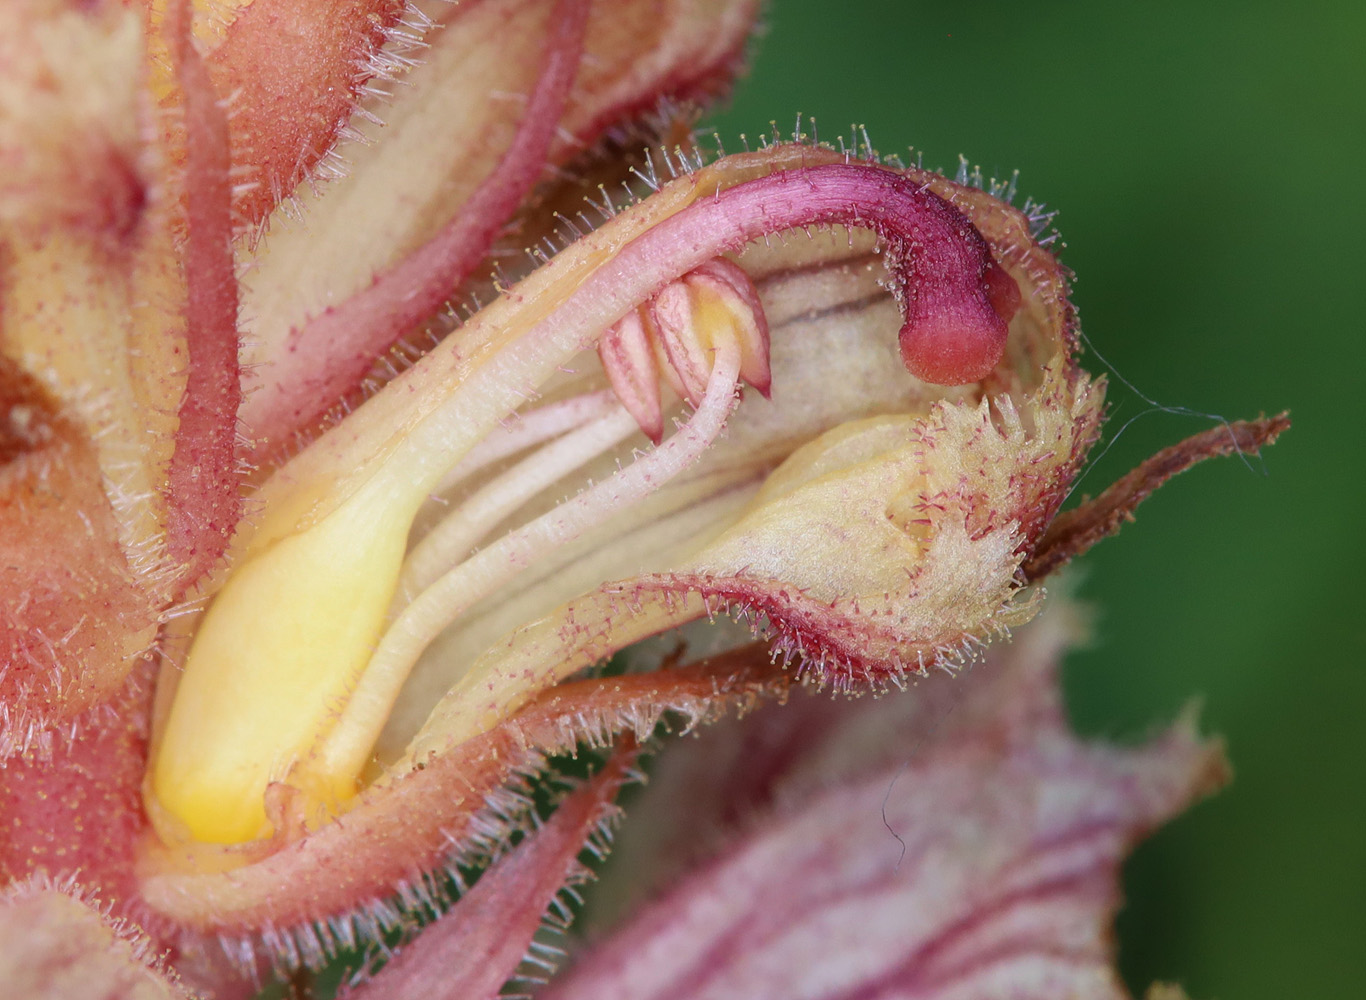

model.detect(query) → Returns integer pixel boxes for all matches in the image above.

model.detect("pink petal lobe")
[0,666,153,899]
[549,609,1228,1000]
[0,363,154,751]
[0,879,191,999]
[348,749,632,1000]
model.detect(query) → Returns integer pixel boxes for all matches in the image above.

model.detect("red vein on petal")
[540,625,1226,1000]
[164,1,242,589]
[244,0,592,453]
[852,866,1117,999]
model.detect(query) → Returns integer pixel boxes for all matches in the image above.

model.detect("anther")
[598,309,665,444]
[598,258,771,444]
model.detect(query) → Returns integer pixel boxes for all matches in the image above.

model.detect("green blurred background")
[706,2,1363,996]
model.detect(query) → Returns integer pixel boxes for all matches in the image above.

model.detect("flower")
[0,0,1287,997]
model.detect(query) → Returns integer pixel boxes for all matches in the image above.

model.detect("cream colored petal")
[240,0,760,400]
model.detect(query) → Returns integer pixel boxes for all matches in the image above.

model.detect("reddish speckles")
[0,664,154,905]
[640,573,927,686]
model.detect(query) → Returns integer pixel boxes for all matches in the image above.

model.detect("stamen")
[653,258,771,406]
[599,310,666,444]
[435,391,621,496]
[401,406,641,598]
[599,258,770,443]
[309,342,744,793]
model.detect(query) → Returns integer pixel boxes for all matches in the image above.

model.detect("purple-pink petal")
[548,610,1227,1000]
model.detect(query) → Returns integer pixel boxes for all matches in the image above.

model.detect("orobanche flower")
[0,0,1286,996]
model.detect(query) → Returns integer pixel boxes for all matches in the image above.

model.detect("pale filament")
[432,390,621,497]
[313,340,744,786]
[401,403,642,599]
